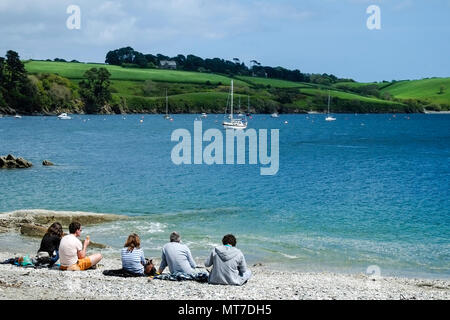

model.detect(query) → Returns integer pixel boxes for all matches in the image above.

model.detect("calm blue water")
[0,114,449,279]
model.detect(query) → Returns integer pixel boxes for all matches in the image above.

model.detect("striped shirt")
[121,247,145,274]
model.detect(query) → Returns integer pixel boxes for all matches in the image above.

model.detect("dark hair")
[124,233,141,252]
[69,221,81,234]
[222,234,236,247]
[47,222,63,238]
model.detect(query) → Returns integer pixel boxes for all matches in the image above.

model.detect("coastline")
[0,250,448,300]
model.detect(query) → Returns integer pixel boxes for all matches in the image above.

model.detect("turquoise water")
[0,114,449,278]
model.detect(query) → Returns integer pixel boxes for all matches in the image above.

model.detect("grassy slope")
[301,88,400,105]
[379,78,450,105]
[24,60,449,113]
[25,61,248,86]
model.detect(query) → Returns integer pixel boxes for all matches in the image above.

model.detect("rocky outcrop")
[0,209,127,248]
[0,209,128,231]
[0,154,33,169]
[19,223,107,248]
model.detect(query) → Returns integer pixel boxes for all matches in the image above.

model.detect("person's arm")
[204,249,214,268]
[157,249,167,274]
[186,247,197,269]
[77,238,89,259]
[237,252,248,276]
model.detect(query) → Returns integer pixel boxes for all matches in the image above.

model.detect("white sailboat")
[223,80,247,129]
[271,112,279,118]
[325,90,336,121]
[163,89,173,120]
[57,113,71,120]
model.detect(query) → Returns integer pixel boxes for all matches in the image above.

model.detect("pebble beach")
[0,251,449,300]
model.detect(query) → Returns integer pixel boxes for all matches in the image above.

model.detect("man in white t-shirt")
[59,221,102,271]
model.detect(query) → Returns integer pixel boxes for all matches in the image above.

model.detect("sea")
[0,113,449,279]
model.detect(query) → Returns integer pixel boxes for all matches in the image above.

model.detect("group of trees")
[78,68,112,113]
[105,47,351,85]
[0,50,113,115]
[0,50,40,114]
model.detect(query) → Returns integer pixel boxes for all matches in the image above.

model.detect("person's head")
[69,221,82,237]
[222,234,237,247]
[170,231,181,243]
[124,233,141,252]
[47,222,63,238]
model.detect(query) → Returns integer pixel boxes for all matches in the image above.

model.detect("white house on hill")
[160,60,177,70]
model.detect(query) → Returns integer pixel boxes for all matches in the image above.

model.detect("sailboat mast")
[166,89,168,115]
[327,90,331,114]
[230,80,234,120]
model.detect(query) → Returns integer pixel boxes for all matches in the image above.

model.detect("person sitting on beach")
[157,231,196,275]
[58,221,102,271]
[204,234,251,285]
[37,222,63,266]
[121,233,155,276]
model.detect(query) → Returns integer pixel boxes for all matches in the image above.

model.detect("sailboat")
[325,90,336,121]
[237,96,245,117]
[246,96,251,117]
[223,80,247,129]
[163,89,173,120]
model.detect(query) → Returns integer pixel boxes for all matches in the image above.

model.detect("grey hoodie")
[204,245,251,285]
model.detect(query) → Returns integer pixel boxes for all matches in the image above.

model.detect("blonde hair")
[124,233,141,252]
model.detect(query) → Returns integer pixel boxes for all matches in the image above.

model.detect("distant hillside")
[14,60,449,115]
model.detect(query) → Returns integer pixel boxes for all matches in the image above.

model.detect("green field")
[21,60,450,113]
[300,88,401,105]
[379,78,450,105]
[25,61,248,86]
[236,75,312,88]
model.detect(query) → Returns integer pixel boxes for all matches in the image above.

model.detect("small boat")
[14,114,22,119]
[325,91,336,121]
[223,80,247,130]
[201,113,207,118]
[57,113,71,120]
[271,112,279,118]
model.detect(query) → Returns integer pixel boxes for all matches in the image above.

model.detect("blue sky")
[0,0,449,82]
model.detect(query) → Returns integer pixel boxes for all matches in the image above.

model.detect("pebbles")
[0,251,448,300]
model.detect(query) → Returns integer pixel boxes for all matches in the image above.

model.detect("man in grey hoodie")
[205,234,251,285]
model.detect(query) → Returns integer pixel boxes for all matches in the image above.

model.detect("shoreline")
[0,250,449,300]
[2,111,450,117]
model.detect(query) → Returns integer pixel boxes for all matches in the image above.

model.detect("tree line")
[105,46,353,85]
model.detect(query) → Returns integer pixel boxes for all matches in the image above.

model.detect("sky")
[0,0,449,82]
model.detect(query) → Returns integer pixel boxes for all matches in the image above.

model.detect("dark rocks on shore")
[19,223,107,248]
[0,154,32,169]
[42,160,54,166]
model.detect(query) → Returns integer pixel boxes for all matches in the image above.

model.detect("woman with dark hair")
[121,233,155,276]
[37,222,64,265]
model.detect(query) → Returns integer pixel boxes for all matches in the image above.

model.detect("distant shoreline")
[3,111,450,117]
